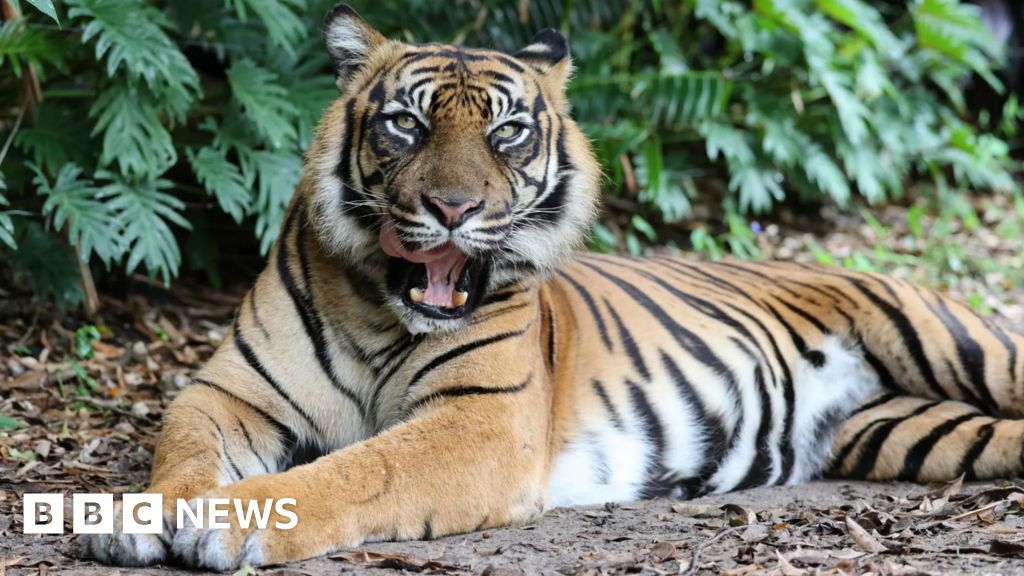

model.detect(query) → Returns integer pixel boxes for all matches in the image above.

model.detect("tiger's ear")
[513,29,572,90]
[323,3,388,90]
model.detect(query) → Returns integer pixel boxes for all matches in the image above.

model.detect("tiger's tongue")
[379,218,468,308]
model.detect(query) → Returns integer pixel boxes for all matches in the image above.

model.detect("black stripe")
[406,327,529,390]
[652,258,798,483]
[232,326,323,436]
[898,412,981,480]
[544,301,557,375]
[961,422,996,480]
[735,365,774,489]
[590,379,623,430]
[846,401,940,479]
[407,372,531,414]
[603,299,650,381]
[237,417,273,474]
[660,351,727,487]
[626,379,669,498]
[247,287,270,340]
[195,408,244,482]
[190,377,296,448]
[577,260,739,403]
[556,270,613,351]
[844,276,947,398]
[277,204,369,418]
[930,295,998,412]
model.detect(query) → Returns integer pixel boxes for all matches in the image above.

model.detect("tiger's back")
[546,254,1023,506]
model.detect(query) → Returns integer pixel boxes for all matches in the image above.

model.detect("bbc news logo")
[23,494,298,534]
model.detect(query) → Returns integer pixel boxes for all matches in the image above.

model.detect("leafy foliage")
[0,0,1017,307]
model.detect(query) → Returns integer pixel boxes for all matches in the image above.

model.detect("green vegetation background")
[0,0,1020,309]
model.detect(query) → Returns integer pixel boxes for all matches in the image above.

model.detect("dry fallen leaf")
[776,551,807,576]
[845,516,887,553]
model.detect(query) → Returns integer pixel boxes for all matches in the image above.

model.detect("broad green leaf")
[25,0,60,24]
[0,414,28,430]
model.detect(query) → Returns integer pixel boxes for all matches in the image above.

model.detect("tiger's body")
[82,4,1024,570]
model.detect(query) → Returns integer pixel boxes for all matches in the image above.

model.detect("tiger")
[80,3,1024,570]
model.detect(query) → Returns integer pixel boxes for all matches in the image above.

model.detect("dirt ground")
[3,199,1024,575]
[3,479,1024,575]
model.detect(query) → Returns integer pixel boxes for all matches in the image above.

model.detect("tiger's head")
[308,4,600,333]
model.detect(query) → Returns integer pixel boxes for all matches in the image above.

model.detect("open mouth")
[380,218,488,320]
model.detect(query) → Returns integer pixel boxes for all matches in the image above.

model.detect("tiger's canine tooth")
[453,291,469,307]
[409,288,425,303]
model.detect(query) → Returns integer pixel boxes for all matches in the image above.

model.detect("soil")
[3,199,1024,575]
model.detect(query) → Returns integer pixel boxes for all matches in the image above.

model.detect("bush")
[0,0,1017,308]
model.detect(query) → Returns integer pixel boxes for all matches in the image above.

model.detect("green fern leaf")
[9,222,84,309]
[0,21,67,77]
[67,0,199,102]
[187,146,251,223]
[802,146,851,205]
[240,149,301,254]
[90,82,176,178]
[98,172,190,283]
[729,165,785,214]
[16,102,95,172]
[913,0,1004,86]
[24,0,60,24]
[0,175,14,249]
[225,0,306,52]
[228,59,299,149]
[31,163,122,265]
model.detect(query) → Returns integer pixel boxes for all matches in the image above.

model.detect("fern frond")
[187,146,251,223]
[571,71,733,128]
[0,174,14,249]
[0,21,67,77]
[227,59,299,149]
[17,103,96,172]
[97,171,190,283]
[31,163,122,265]
[67,0,199,102]
[89,82,176,178]
[24,0,61,24]
[225,0,306,53]
[239,149,301,254]
[912,0,1005,87]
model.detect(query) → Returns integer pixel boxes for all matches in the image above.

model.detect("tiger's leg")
[830,394,1024,481]
[169,372,548,571]
[80,382,292,566]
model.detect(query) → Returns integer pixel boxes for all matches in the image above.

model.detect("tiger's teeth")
[409,288,424,303]
[453,291,468,307]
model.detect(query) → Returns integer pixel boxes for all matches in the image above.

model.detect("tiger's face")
[309,4,600,333]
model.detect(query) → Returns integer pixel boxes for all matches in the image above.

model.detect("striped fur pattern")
[81,5,1024,570]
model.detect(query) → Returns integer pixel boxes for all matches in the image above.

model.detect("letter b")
[23,494,64,534]
[73,494,114,534]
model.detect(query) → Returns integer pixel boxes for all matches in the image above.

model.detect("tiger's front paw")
[77,502,174,567]
[171,498,265,571]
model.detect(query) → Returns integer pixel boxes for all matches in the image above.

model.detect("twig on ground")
[684,525,742,575]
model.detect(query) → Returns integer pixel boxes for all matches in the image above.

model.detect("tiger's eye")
[395,115,418,130]
[494,123,522,139]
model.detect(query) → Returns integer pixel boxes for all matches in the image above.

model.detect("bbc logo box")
[23,493,163,534]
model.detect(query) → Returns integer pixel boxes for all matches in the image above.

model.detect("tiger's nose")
[424,195,484,228]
